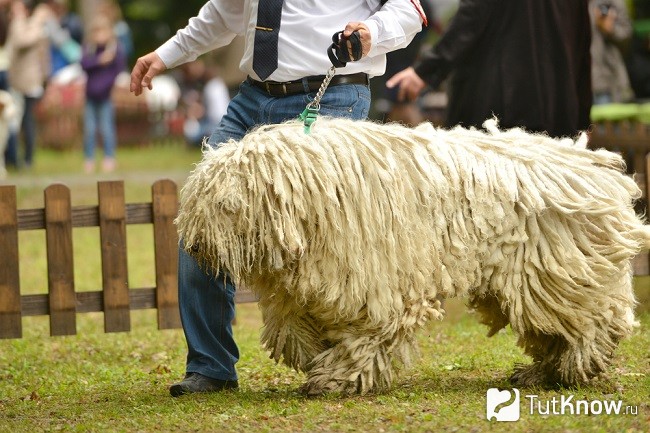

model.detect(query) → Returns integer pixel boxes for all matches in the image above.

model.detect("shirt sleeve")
[155,0,245,69]
[363,0,424,57]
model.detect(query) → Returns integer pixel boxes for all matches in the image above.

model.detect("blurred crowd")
[0,0,135,176]
[374,0,650,124]
[3,0,650,178]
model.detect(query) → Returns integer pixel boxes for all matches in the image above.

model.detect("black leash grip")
[327,30,363,68]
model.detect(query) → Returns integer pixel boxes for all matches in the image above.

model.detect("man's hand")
[343,22,371,59]
[386,67,426,102]
[130,52,167,96]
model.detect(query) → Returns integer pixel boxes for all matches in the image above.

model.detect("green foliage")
[117,0,210,57]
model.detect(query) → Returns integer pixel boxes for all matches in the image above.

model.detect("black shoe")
[169,373,238,397]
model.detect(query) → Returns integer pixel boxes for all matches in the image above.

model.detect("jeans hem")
[187,366,238,382]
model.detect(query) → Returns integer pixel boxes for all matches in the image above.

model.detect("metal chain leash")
[307,66,337,110]
[299,66,337,134]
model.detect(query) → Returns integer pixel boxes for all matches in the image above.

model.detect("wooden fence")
[0,179,255,340]
[0,179,180,339]
[589,120,650,275]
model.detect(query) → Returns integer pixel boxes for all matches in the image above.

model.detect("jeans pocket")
[304,84,371,120]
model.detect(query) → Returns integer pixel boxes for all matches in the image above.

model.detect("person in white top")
[130,0,424,397]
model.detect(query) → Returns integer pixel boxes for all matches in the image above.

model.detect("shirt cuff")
[363,19,379,57]
[155,39,185,69]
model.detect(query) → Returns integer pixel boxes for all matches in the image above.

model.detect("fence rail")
[589,119,650,275]
[0,179,255,340]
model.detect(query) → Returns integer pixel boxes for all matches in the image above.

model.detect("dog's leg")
[472,275,637,387]
[511,276,637,387]
[471,290,601,387]
[469,291,563,386]
[299,295,443,396]
[258,288,329,373]
[299,328,407,396]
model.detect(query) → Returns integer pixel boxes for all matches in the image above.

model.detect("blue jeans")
[19,95,39,167]
[0,71,17,168]
[83,98,117,160]
[179,79,371,381]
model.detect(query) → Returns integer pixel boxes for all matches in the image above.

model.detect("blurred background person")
[0,87,17,178]
[46,0,83,78]
[176,58,230,147]
[0,0,10,91]
[0,0,18,171]
[80,14,125,173]
[8,0,53,170]
[98,0,133,68]
[387,0,592,138]
[625,0,650,99]
[590,0,635,104]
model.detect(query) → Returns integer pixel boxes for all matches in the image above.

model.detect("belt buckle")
[263,81,288,96]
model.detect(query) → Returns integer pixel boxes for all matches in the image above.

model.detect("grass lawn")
[0,303,648,433]
[0,143,648,432]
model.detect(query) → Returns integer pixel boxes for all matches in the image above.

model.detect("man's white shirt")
[156,0,423,81]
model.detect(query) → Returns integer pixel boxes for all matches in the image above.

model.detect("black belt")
[247,73,369,97]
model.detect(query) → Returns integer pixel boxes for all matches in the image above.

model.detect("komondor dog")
[176,117,649,396]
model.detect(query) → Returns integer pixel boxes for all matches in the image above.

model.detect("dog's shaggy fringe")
[176,117,649,395]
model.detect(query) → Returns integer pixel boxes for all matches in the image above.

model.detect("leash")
[298,30,362,134]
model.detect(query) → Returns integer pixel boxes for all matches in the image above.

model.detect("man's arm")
[386,0,498,101]
[359,0,424,58]
[130,0,244,95]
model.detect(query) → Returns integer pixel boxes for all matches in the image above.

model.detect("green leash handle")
[298,66,337,134]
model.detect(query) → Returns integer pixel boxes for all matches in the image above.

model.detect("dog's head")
[176,125,309,282]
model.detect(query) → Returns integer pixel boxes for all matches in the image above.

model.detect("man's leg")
[171,83,259,396]
[170,248,240,397]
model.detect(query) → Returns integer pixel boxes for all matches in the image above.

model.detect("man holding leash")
[130,0,424,397]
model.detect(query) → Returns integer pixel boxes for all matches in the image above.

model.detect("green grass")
[0,304,648,433]
[0,144,648,432]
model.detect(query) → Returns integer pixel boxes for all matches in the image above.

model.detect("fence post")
[152,179,181,329]
[0,185,21,338]
[45,184,77,336]
[98,181,131,333]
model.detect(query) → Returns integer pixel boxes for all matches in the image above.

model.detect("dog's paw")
[509,363,561,389]
[299,377,360,397]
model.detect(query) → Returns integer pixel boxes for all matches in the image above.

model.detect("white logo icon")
[486,388,520,421]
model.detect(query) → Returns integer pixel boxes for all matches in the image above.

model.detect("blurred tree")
[75,0,207,62]
[119,0,208,58]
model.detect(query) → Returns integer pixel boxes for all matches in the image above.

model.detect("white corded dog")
[176,117,649,395]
